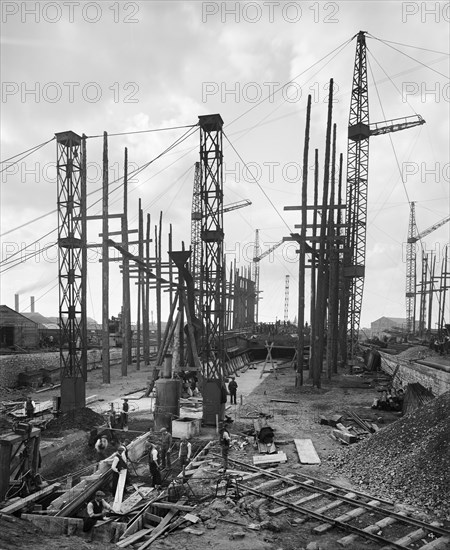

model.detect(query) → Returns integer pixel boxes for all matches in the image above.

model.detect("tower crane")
[284,274,290,322]
[343,30,425,361]
[406,204,450,333]
[190,161,251,291]
[252,237,284,323]
[223,199,252,213]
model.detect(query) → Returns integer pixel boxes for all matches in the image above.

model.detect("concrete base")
[22,513,126,542]
[172,418,201,439]
[60,377,86,412]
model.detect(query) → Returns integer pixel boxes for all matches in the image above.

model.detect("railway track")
[210,453,449,549]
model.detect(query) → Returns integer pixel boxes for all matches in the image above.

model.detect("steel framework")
[406,202,417,333]
[252,229,261,323]
[284,275,290,322]
[55,131,86,412]
[190,161,202,302]
[345,31,370,360]
[344,31,425,360]
[199,114,225,383]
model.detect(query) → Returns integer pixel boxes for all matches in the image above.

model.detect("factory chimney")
[31,296,35,313]
[15,294,19,312]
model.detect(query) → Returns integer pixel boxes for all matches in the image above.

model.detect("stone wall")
[380,352,450,396]
[0,349,123,389]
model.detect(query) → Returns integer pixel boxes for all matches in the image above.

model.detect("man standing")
[228,377,238,405]
[94,435,109,460]
[178,438,192,471]
[111,445,128,496]
[83,490,113,536]
[146,442,162,489]
[159,428,172,469]
[219,424,231,471]
[120,399,129,430]
[25,396,36,419]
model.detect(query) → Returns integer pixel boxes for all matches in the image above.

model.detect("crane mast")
[406,207,450,334]
[406,202,417,333]
[344,31,425,361]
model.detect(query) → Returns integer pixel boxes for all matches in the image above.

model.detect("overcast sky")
[1,1,449,330]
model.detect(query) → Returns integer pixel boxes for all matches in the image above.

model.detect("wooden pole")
[143,213,150,366]
[427,253,436,335]
[136,199,143,371]
[81,134,88,381]
[121,147,130,377]
[168,224,173,324]
[327,124,339,378]
[313,79,334,389]
[102,131,110,384]
[309,149,319,379]
[156,212,163,349]
[296,94,312,387]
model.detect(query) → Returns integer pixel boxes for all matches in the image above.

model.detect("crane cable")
[0,125,198,268]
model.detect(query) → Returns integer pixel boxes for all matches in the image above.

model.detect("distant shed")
[0,305,39,351]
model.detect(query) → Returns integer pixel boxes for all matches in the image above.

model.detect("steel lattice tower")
[198,114,225,423]
[345,31,370,359]
[284,274,290,322]
[56,131,86,412]
[406,202,417,333]
[252,229,261,324]
[190,161,202,305]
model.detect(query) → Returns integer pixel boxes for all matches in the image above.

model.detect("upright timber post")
[102,132,110,384]
[121,147,130,376]
[56,131,86,412]
[296,94,311,387]
[198,114,225,425]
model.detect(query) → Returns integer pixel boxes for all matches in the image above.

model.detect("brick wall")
[380,352,450,396]
[0,349,123,388]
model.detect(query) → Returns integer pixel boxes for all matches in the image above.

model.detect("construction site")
[1,10,449,550]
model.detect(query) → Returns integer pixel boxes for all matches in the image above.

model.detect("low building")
[21,312,60,347]
[0,305,39,351]
[371,316,407,338]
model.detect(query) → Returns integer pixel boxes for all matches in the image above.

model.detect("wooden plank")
[151,502,196,512]
[337,514,400,547]
[137,506,179,550]
[0,483,61,514]
[143,511,162,524]
[294,439,321,464]
[332,430,358,444]
[121,487,153,514]
[421,537,450,550]
[116,528,154,548]
[113,469,127,512]
[252,452,287,465]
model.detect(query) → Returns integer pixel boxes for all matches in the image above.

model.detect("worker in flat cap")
[159,427,172,470]
[83,490,113,539]
[111,445,128,496]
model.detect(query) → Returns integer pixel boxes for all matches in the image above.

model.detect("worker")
[146,441,161,489]
[107,403,116,428]
[119,399,129,430]
[178,437,192,471]
[83,490,113,538]
[219,423,231,471]
[24,396,36,419]
[111,445,128,496]
[94,435,109,459]
[159,428,172,469]
[228,376,238,405]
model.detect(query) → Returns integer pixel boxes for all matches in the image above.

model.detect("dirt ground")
[0,357,437,550]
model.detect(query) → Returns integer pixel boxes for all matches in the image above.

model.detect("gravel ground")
[329,390,450,523]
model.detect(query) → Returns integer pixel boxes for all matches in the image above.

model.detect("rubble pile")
[45,407,104,436]
[330,391,450,520]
